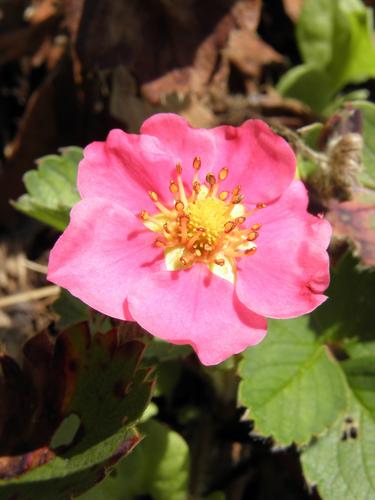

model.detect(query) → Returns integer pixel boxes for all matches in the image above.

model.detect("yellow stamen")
[139,155,263,280]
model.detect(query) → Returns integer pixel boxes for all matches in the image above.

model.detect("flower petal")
[47,198,162,319]
[78,129,181,213]
[142,115,296,203]
[127,264,267,365]
[235,181,331,318]
[141,113,217,187]
[210,119,296,203]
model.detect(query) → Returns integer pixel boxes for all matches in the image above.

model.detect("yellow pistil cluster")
[139,157,265,283]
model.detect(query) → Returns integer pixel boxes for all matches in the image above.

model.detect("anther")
[235,216,246,225]
[139,210,149,220]
[219,167,229,181]
[180,256,188,266]
[256,203,267,209]
[245,247,257,255]
[251,223,262,231]
[175,200,185,212]
[219,191,229,201]
[232,195,244,204]
[193,156,201,170]
[149,191,158,202]
[232,185,241,196]
[179,213,190,223]
[193,181,201,193]
[206,173,216,186]
[176,162,182,175]
[224,221,235,233]
[169,181,178,193]
[215,258,225,266]
[195,249,202,257]
[155,238,166,248]
[247,232,258,241]
[163,223,171,234]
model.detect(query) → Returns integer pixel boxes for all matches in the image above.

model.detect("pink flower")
[47,113,331,365]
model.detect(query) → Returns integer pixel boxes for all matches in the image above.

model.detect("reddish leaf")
[327,188,375,267]
[0,448,55,481]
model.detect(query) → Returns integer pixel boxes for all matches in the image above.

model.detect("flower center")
[187,198,231,248]
[139,157,265,282]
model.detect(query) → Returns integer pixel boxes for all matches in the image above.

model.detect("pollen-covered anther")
[247,231,258,241]
[193,156,201,170]
[232,185,241,196]
[139,210,149,220]
[256,202,267,209]
[245,247,257,255]
[219,191,229,201]
[193,181,201,193]
[149,191,158,202]
[232,195,244,204]
[169,181,178,194]
[206,173,216,186]
[251,223,262,230]
[224,221,235,233]
[219,167,229,181]
[175,200,185,212]
[235,216,246,226]
[155,238,166,248]
[215,258,225,266]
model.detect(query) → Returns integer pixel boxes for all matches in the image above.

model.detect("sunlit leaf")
[302,356,375,500]
[278,0,375,112]
[238,316,348,446]
[12,147,82,231]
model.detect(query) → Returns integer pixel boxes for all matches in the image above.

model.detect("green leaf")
[353,100,375,189]
[278,0,375,113]
[143,338,192,363]
[298,123,323,149]
[297,123,323,179]
[238,316,348,446]
[55,325,153,456]
[12,147,82,231]
[346,341,375,359]
[53,290,89,329]
[0,429,141,500]
[277,64,334,112]
[343,356,375,415]
[312,253,375,342]
[301,356,375,500]
[80,419,190,500]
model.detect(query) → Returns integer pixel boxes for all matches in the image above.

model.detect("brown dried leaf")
[70,0,266,107]
[225,30,284,78]
[282,0,304,22]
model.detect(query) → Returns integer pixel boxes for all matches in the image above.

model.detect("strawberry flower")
[47,113,331,365]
